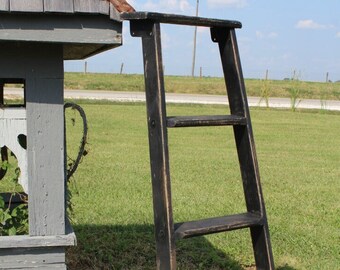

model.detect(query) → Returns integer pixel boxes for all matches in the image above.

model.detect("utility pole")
[120,63,124,74]
[191,0,199,77]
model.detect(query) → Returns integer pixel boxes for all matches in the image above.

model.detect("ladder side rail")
[211,27,263,212]
[211,27,275,269]
[130,20,176,270]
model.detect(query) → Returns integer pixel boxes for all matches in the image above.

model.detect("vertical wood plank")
[99,0,110,14]
[0,0,9,11]
[24,44,65,236]
[109,3,121,21]
[10,0,43,12]
[131,21,176,270]
[211,27,275,269]
[74,0,99,13]
[44,0,74,13]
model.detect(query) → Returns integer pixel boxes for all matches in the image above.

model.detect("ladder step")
[167,115,246,128]
[174,212,263,239]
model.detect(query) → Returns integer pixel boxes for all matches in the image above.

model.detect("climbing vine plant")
[0,160,28,236]
[0,102,88,236]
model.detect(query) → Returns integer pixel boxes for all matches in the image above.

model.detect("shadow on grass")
[67,224,247,270]
[276,266,297,270]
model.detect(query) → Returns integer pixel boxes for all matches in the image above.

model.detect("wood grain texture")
[138,21,177,270]
[0,247,66,269]
[0,233,76,248]
[213,27,275,269]
[109,2,121,21]
[174,213,263,239]
[167,115,246,128]
[74,0,99,13]
[99,0,110,14]
[0,0,9,11]
[44,0,74,13]
[9,0,43,12]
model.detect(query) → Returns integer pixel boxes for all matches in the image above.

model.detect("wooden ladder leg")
[130,20,176,270]
[0,79,4,104]
[211,27,275,269]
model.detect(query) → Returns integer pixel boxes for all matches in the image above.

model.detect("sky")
[65,0,340,82]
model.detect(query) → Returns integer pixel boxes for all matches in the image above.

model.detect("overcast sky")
[65,0,340,82]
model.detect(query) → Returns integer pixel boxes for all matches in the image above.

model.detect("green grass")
[57,101,340,269]
[64,72,340,100]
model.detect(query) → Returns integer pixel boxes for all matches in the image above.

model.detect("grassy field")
[64,72,340,100]
[55,101,340,269]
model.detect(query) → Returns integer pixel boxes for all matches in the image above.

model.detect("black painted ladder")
[121,12,275,270]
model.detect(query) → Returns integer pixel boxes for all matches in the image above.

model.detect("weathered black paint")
[124,11,275,270]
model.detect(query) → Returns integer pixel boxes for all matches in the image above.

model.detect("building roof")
[0,0,122,20]
[0,0,135,59]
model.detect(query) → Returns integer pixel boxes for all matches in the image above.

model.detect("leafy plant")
[288,72,302,111]
[259,73,270,108]
[0,160,28,236]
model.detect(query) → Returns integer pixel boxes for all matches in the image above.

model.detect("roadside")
[4,88,340,111]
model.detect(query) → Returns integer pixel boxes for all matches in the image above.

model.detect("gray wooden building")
[0,1,122,268]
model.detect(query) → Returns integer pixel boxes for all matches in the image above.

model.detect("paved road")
[4,88,340,111]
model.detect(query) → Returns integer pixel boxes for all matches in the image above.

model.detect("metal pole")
[191,0,199,77]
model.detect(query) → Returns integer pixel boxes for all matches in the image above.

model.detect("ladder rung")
[167,115,246,128]
[174,212,263,239]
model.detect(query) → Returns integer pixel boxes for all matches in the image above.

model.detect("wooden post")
[211,27,274,269]
[0,80,4,105]
[84,61,88,74]
[130,20,176,270]
[0,43,66,236]
[120,62,124,74]
[326,72,329,83]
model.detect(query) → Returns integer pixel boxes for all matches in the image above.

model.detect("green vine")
[0,102,88,236]
[0,161,28,236]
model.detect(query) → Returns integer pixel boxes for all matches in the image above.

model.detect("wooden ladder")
[122,12,275,270]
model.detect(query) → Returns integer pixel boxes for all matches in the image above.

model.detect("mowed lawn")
[64,102,340,269]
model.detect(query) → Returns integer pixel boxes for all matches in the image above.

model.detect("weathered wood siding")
[44,0,74,13]
[74,0,111,15]
[0,0,122,59]
[10,0,44,12]
[0,0,116,16]
[0,0,9,11]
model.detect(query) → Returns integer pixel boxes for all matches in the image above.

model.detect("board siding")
[0,0,9,11]
[10,0,44,12]
[99,0,110,14]
[110,3,121,21]
[44,0,74,13]
[0,14,122,59]
[74,0,99,13]
[2,0,121,20]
